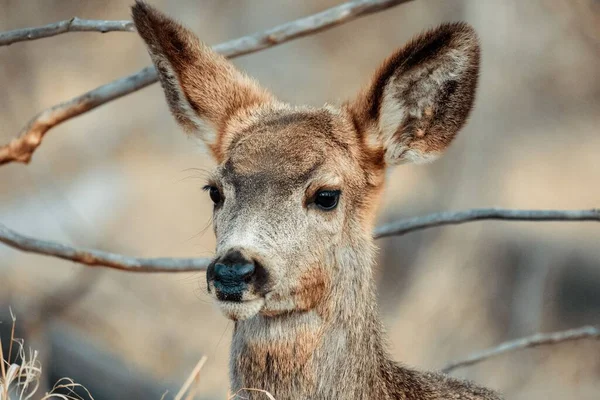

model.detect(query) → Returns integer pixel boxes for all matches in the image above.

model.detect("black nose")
[213,262,255,284]
[208,250,256,302]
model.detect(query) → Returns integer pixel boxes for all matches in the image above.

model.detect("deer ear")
[348,22,480,165]
[131,1,275,160]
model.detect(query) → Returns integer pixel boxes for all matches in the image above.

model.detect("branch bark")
[0,223,210,272]
[442,325,600,373]
[0,0,414,166]
[0,18,134,46]
[373,208,600,238]
[1,208,597,273]
[0,66,157,165]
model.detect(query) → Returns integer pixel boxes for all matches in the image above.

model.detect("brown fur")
[349,22,480,164]
[132,2,500,399]
[131,1,275,160]
[294,267,330,312]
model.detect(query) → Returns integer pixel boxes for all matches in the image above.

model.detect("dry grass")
[1,309,275,400]
[0,308,94,400]
[174,356,207,400]
[168,355,276,400]
[227,388,276,400]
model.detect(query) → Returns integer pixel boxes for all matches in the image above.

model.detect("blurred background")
[0,0,599,399]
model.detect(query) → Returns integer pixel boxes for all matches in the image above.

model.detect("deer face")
[132,2,480,321]
[201,107,384,319]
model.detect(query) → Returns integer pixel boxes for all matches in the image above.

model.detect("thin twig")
[442,325,600,373]
[7,308,16,366]
[229,388,276,400]
[0,336,5,385]
[0,208,597,273]
[0,18,134,46]
[0,0,413,166]
[373,208,600,238]
[174,356,208,400]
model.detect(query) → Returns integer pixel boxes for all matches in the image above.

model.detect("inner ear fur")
[348,22,480,165]
[131,1,276,161]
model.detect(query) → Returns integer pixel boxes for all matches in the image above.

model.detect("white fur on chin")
[217,298,265,320]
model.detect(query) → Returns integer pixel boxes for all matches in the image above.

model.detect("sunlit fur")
[132,2,499,399]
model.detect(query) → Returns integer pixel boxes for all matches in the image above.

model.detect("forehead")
[219,109,352,186]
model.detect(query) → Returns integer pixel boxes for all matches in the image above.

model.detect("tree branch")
[0,223,210,272]
[442,325,600,373]
[0,66,158,165]
[373,208,600,238]
[0,0,414,166]
[1,208,597,273]
[0,18,134,46]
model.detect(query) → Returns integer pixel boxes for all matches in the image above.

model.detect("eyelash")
[203,184,223,205]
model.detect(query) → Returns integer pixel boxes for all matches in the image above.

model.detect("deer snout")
[214,262,255,284]
[207,249,265,302]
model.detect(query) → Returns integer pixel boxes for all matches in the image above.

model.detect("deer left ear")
[131,1,276,162]
[348,22,480,165]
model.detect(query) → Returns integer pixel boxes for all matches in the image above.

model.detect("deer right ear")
[131,1,275,161]
[348,23,480,165]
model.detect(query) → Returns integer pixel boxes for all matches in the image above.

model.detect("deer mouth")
[216,298,265,321]
[214,281,250,302]
[207,267,270,320]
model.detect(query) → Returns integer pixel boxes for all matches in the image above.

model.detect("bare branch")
[0,18,134,46]
[210,0,414,58]
[0,0,414,166]
[442,325,600,373]
[373,208,600,238]
[0,223,210,272]
[0,66,157,165]
[1,208,597,273]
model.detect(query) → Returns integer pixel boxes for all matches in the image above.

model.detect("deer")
[131,2,501,399]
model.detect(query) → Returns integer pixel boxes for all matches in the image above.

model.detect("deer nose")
[213,262,255,285]
[208,250,257,302]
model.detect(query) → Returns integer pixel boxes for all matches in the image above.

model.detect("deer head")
[132,1,480,321]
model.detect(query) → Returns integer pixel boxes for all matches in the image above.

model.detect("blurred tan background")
[1,0,599,399]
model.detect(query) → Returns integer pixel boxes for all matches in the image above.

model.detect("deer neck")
[229,238,390,399]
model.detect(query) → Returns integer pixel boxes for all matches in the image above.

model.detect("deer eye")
[203,185,222,205]
[314,190,340,211]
